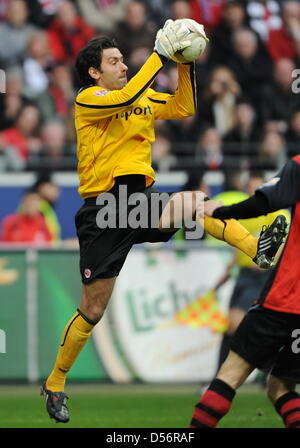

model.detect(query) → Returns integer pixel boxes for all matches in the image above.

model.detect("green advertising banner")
[0,247,235,384]
[0,252,27,379]
[0,250,109,382]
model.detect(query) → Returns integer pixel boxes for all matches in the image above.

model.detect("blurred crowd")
[0,0,300,176]
[0,0,299,245]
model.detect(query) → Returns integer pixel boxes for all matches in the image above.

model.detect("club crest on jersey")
[84,269,91,278]
[94,90,109,97]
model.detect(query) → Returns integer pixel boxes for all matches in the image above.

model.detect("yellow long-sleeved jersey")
[75,52,196,199]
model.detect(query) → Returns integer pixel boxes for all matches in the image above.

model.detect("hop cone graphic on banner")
[174,290,228,333]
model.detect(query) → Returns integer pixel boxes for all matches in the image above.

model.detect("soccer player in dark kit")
[189,155,300,429]
[40,19,287,423]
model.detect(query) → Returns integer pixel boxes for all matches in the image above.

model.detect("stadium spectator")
[261,58,300,133]
[208,0,248,66]
[31,174,61,242]
[152,131,177,172]
[47,0,94,63]
[285,110,300,158]
[114,1,156,57]
[169,0,192,21]
[200,66,241,136]
[0,191,52,245]
[27,119,73,171]
[190,0,226,34]
[192,42,213,104]
[2,104,42,161]
[247,0,282,42]
[0,132,25,171]
[25,0,63,28]
[256,130,287,171]
[23,30,52,99]
[158,65,199,147]
[141,0,170,28]
[0,0,37,68]
[0,67,25,131]
[223,99,261,160]
[43,63,75,120]
[196,127,224,170]
[267,1,300,63]
[127,46,152,77]
[228,28,273,116]
[76,0,130,34]
[0,0,8,23]
[182,170,210,199]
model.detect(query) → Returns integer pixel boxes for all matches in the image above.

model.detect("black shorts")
[75,175,178,283]
[231,305,300,382]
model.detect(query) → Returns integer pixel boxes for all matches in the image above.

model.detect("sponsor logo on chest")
[114,105,153,121]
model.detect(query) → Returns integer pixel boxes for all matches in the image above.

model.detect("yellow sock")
[46,312,94,392]
[203,216,258,259]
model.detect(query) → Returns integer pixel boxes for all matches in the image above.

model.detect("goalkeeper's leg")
[42,277,116,422]
[202,212,288,268]
[203,215,258,259]
[159,191,258,258]
[46,277,115,391]
[159,191,287,268]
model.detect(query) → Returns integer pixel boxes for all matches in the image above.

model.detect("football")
[172,19,209,64]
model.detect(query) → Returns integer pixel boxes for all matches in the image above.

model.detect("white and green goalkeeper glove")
[154,19,191,60]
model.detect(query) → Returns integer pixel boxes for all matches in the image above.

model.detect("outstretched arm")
[205,157,300,220]
[75,52,165,121]
[75,19,192,122]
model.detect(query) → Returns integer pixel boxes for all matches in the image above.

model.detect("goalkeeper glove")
[154,19,191,60]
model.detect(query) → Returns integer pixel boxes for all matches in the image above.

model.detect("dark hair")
[75,37,119,86]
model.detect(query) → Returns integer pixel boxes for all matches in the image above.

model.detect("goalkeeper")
[41,19,287,423]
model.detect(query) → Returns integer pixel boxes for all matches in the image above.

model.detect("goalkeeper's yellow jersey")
[75,52,196,199]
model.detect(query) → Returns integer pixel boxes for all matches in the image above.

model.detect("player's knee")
[80,303,105,323]
[159,190,206,230]
[80,291,110,323]
[80,279,114,323]
[266,374,295,403]
[217,351,254,389]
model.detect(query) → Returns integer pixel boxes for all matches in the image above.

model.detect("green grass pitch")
[0,384,283,428]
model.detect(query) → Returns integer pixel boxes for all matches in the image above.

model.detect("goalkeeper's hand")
[154,19,191,60]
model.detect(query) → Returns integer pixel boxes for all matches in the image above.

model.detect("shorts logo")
[84,269,91,279]
[94,89,109,97]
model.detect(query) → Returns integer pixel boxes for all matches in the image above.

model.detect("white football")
[172,19,208,64]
